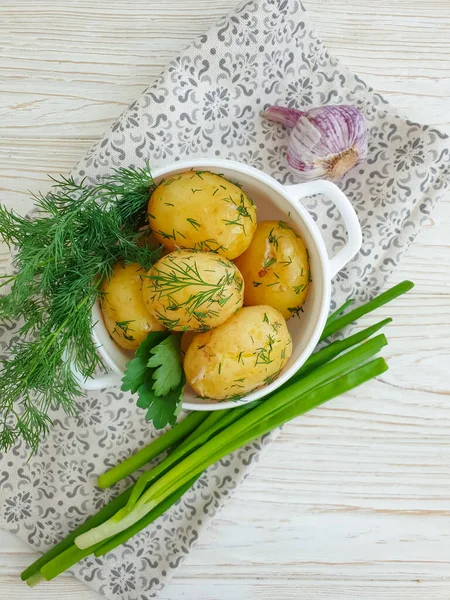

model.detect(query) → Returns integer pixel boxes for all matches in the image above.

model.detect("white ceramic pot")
[73,158,362,410]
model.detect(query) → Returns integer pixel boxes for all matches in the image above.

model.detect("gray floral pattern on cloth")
[1,0,449,598]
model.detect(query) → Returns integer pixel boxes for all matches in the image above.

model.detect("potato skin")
[148,171,257,260]
[184,305,292,400]
[143,250,244,332]
[137,228,164,251]
[100,262,165,350]
[234,220,311,320]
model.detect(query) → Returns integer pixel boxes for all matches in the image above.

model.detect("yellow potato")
[184,305,292,400]
[100,262,165,351]
[148,171,257,260]
[143,250,244,332]
[234,220,311,320]
[137,228,164,251]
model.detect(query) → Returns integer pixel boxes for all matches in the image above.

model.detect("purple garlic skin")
[262,104,368,182]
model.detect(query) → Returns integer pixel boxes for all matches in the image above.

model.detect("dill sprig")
[0,164,160,454]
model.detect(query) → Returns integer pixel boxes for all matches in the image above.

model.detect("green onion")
[139,341,387,510]
[205,358,388,470]
[103,319,392,495]
[22,407,248,580]
[40,542,104,582]
[140,358,388,517]
[97,410,207,489]
[184,411,225,436]
[320,280,413,341]
[25,573,45,587]
[296,318,392,378]
[103,320,392,497]
[326,298,355,325]
[127,335,386,510]
[94,476,198,557]
[179,410,230,447]
[23,413,208,581]
[74,335,386,549]
[125,401,259,510]
[40,477,198,581]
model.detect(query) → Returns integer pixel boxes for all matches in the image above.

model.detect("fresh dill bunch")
[0,164,161,454]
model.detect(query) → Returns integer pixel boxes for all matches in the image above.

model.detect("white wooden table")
[1,1,449,598]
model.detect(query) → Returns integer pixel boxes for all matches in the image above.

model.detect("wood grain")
[0,0,449,599]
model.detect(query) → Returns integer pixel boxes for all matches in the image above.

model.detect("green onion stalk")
[74,334,387,549]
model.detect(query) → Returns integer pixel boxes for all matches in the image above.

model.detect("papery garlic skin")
[262,104,368,182]
[261,105,303,129]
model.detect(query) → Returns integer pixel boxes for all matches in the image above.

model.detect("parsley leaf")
[121,331,185,429]
[136,372,185,429]
[147,334,183,396]
[121,331,169,394]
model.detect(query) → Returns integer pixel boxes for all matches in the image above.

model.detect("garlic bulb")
[262,104,368,182]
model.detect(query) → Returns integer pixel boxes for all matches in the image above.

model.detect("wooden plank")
[0,0,241,139]
[303,0,450,133]
[1,0,449,138]
[3,575,450,600]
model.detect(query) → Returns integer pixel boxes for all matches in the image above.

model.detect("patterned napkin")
[1,0,449,598]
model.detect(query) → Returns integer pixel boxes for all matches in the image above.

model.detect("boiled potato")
[143,250,244,332]
[184,305,292,400]
[234,220,311,320]
[148,171,257,260]
[100,262,165,351]
[137,227,164,251]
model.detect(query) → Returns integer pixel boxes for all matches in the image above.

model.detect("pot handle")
[283,180,362,278]
[69,358,123,391]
